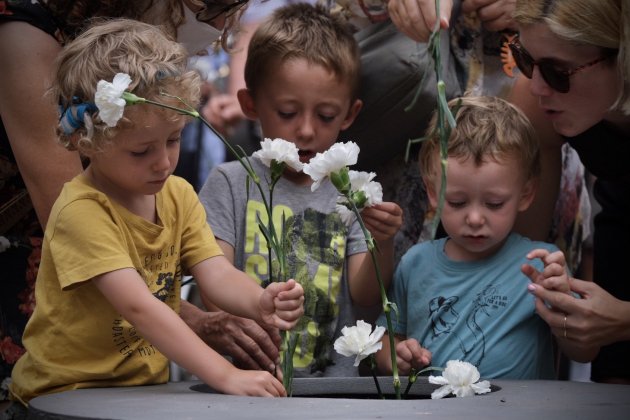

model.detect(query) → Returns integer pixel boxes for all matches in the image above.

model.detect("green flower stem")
[403,368,417,399]
[196,111,295,393]
[347,197,401,400]
[402,0,457,239]
[403,366,443,399]
[139,96,284,276]
[369,354,384,399]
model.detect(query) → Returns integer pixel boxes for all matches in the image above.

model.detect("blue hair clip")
[59,97,98,135]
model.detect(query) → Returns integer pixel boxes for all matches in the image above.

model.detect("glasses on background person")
[508,35,612,93]
[198,0,249,23]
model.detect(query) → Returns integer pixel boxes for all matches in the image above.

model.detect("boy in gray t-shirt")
[199,3,402,377]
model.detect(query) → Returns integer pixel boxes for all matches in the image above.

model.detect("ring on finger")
[563,315,567,339]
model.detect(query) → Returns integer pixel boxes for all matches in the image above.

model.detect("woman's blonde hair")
[52,18,201,153]
[513,0,630,114]
[419,96,540,188]
[243,2,361,99]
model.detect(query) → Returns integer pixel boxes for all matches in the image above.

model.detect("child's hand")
[395,338,432,375]
[259,279,304,330]
[521,249,571,294]
[360,202,403,242]
[220,368,287,397]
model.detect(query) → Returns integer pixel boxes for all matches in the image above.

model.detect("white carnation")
[95,73,132,127]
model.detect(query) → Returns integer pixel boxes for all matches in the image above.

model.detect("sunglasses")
[200,0,248,23]
[508,36,609,93]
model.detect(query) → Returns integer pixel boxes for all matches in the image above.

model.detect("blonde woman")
[511,0,630,385]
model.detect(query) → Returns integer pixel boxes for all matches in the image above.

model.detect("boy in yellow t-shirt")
[9,18,304,410]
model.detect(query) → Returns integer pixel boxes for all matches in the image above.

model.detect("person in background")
[199,3,403,377]
[0,0,255,406]
[512,0,630,385]
[175,49,229,191]
[375,96,598,378]
[6,19,304,418]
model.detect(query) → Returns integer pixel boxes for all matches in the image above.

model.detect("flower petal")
[429,360,490,398]
[452,385,476,398]
[253,138,303,171]
[347,170,383,207]
[471,380,492,395]
[335,203,355,226]
[94,73,132,127]
[430,385,453,399]
[428,375,449,386]
[333,320,385,365]
[303,142,360,191]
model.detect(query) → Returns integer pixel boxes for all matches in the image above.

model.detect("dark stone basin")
[27,377,630,419]
[190,376,501,399]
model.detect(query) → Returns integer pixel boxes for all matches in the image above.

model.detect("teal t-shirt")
[378,233,557,379]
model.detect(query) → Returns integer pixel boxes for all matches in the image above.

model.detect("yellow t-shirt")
[10,174,222,404]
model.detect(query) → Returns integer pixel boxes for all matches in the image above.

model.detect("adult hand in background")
[461,0,516,32]
[387,0,453,42]
[526,279,630,348]
[387,0,516,44]
[180,300,281,372]
[202,93,246,137]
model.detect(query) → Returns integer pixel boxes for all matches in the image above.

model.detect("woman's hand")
[387,0,453,42]
[461,0,516,32]
[527,279,630,348]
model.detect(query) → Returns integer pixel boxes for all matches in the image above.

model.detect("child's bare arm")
[191,256,303,330]
[348,202,403,306]
[93,268,286,396]
[188,238,282,371]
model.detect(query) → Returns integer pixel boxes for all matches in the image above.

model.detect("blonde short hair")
[244,3,360,99]
[419,96,540,187]
[514,0,630,114]
[52,18,201,153]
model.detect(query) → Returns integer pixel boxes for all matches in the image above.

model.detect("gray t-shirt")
[199,158,367,377]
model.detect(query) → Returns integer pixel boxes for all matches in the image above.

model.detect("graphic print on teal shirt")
[244,199,347,374]
[427,283,505,367]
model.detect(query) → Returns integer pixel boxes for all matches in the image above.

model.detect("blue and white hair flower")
[58,97,97,135]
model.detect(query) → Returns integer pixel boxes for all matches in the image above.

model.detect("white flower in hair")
[428,360,491,399]
[302,141,360,192]
[253,138,303,172]
[95,73,132,127]
[333,320,385,367]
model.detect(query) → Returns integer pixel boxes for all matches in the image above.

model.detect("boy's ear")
[236,88,258,120]
[340,98,363,131]
[517,179,538,212]
[424,177,439,210]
